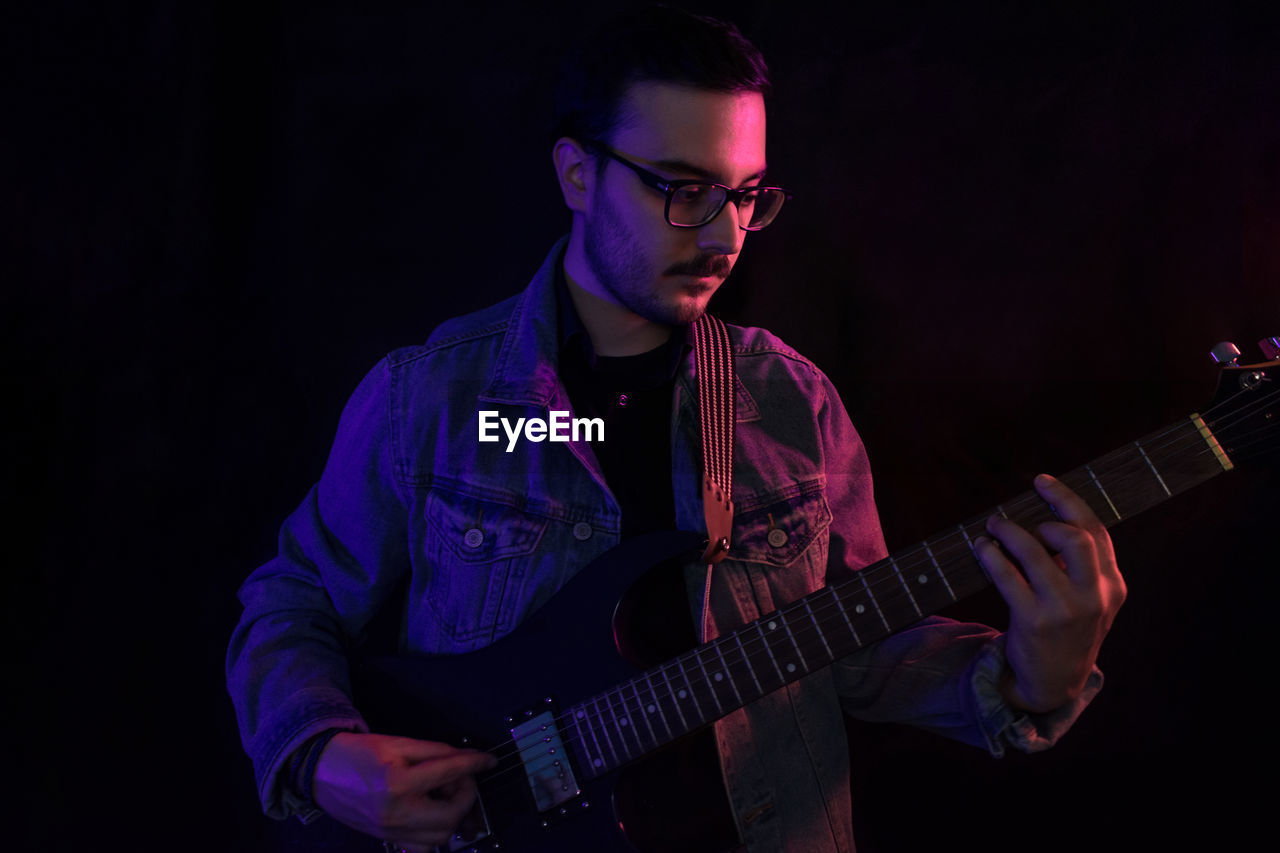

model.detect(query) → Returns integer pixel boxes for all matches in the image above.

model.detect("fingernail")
[1035,473,1055,486]
[974,535,991,550]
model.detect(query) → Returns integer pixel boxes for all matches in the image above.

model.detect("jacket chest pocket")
[731,480,832,593]
[420,488,549,650]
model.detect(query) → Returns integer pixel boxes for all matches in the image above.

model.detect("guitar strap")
[692,314,735,642]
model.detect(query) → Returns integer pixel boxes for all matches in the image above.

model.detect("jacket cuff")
[967,633,1103,758]
[250,687,369,820]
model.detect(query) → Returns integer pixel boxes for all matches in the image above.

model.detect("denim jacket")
[227,237,1099,851]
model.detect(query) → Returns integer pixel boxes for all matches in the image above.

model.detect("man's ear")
[552,137,593,214]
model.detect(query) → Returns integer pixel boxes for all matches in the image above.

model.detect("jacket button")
[572,522,593,541]
[767,528,788,548]
[463,528,484,548]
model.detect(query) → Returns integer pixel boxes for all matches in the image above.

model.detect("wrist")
[287,728,346,811]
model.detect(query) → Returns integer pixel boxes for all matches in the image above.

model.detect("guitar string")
[474,383,1279,782]
[480,414,1277,785]
[475,432,1280,800]
[530,381,1280,762]
[473,383,1278,783]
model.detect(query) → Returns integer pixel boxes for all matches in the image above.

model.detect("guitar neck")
[566,412,1235,777]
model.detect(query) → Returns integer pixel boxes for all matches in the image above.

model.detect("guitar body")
[298,529,739,853]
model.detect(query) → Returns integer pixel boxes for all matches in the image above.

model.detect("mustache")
[664,254,732,278]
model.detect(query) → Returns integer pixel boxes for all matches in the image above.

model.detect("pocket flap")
[731,481,831,567]
[425,488,548,564]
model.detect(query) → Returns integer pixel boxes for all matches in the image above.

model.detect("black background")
[8,1,1278,850]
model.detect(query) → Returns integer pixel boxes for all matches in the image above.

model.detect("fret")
[775,611,811,673]
[673,656,707,724]
[924,540,957,601]
[887,554,922,616]
[690,648,726,717]
[1109,420,1229,512]
[608,687,644,757]
[829,585,864,648]
[711,638,745,705]
[657,663,691,731]
[630,680,659,749]
[755,621,786,683]
[1134,440,1173,497]
[573,705,608,774]
[871,561,927,630]
[801,596,834,660]
[858,569,892,632]
[828,585,863,648]
[733,631,765,695]
[643,672,675,740]
[1084,462,1123,520]
[591,695,622,767]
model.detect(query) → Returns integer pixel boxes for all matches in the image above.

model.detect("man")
[227,7,1125,851]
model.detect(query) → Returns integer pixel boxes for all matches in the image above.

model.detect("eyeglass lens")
[669,185,786,230]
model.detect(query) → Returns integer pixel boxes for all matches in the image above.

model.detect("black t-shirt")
[555,268,688,539]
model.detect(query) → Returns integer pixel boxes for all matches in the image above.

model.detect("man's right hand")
[313,732,499,852]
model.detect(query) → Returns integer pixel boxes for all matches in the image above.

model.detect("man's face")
[582,81,768,326]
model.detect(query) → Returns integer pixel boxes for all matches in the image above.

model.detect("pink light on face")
[562,82,768,350]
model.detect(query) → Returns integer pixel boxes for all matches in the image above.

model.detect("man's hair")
[551,5,771,149]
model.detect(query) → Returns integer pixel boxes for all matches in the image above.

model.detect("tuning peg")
[1209,341,1241,365]
[1260,336,1280,360]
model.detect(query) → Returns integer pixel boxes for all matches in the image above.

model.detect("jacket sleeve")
[225,359,409,818]
[816,372,1101,756]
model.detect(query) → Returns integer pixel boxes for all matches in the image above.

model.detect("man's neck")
[563,239,672,357]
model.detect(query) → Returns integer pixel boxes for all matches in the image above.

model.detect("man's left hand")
[975,473,1127,713]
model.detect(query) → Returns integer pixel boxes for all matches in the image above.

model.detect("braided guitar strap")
[692,314,735,641]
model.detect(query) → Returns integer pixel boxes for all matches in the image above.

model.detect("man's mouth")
[664,255,731,279]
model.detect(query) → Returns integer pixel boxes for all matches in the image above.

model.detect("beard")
[583,189,731,327]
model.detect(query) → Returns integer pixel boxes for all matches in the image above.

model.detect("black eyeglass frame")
[582,139,792,231]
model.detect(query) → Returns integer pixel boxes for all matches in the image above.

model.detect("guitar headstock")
[1204,337,1280,468]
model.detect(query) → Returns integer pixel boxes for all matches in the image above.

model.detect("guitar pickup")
[510,709,581,813]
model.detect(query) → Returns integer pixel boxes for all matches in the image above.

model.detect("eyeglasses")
[584,140,791,231]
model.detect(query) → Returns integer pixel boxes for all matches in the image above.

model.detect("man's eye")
[673,185,712,203]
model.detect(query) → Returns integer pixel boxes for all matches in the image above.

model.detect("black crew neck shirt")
[555,268,689,539]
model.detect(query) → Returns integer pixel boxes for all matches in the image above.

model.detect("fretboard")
[566,413,1234,778]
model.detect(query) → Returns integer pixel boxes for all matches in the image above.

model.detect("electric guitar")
[300,342,1278,853]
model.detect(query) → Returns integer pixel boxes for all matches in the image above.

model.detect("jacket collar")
[479,237,571,408]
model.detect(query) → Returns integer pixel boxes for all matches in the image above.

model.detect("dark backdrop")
[9,2,1278,851]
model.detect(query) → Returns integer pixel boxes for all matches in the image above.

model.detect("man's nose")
[696,199,746,257]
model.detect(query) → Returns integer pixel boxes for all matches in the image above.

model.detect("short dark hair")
[552,5,771,147]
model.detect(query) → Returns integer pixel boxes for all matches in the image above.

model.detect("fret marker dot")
[593,759,603,768]
[646,704,656,713]
[918,574,929,584]
[576,711,586,719]
[619,718,629,727]
[855,604,865,614]
[786,663,796,673]
[768,621,777,630]
[713,672,723,681]
[678,689,688,699]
